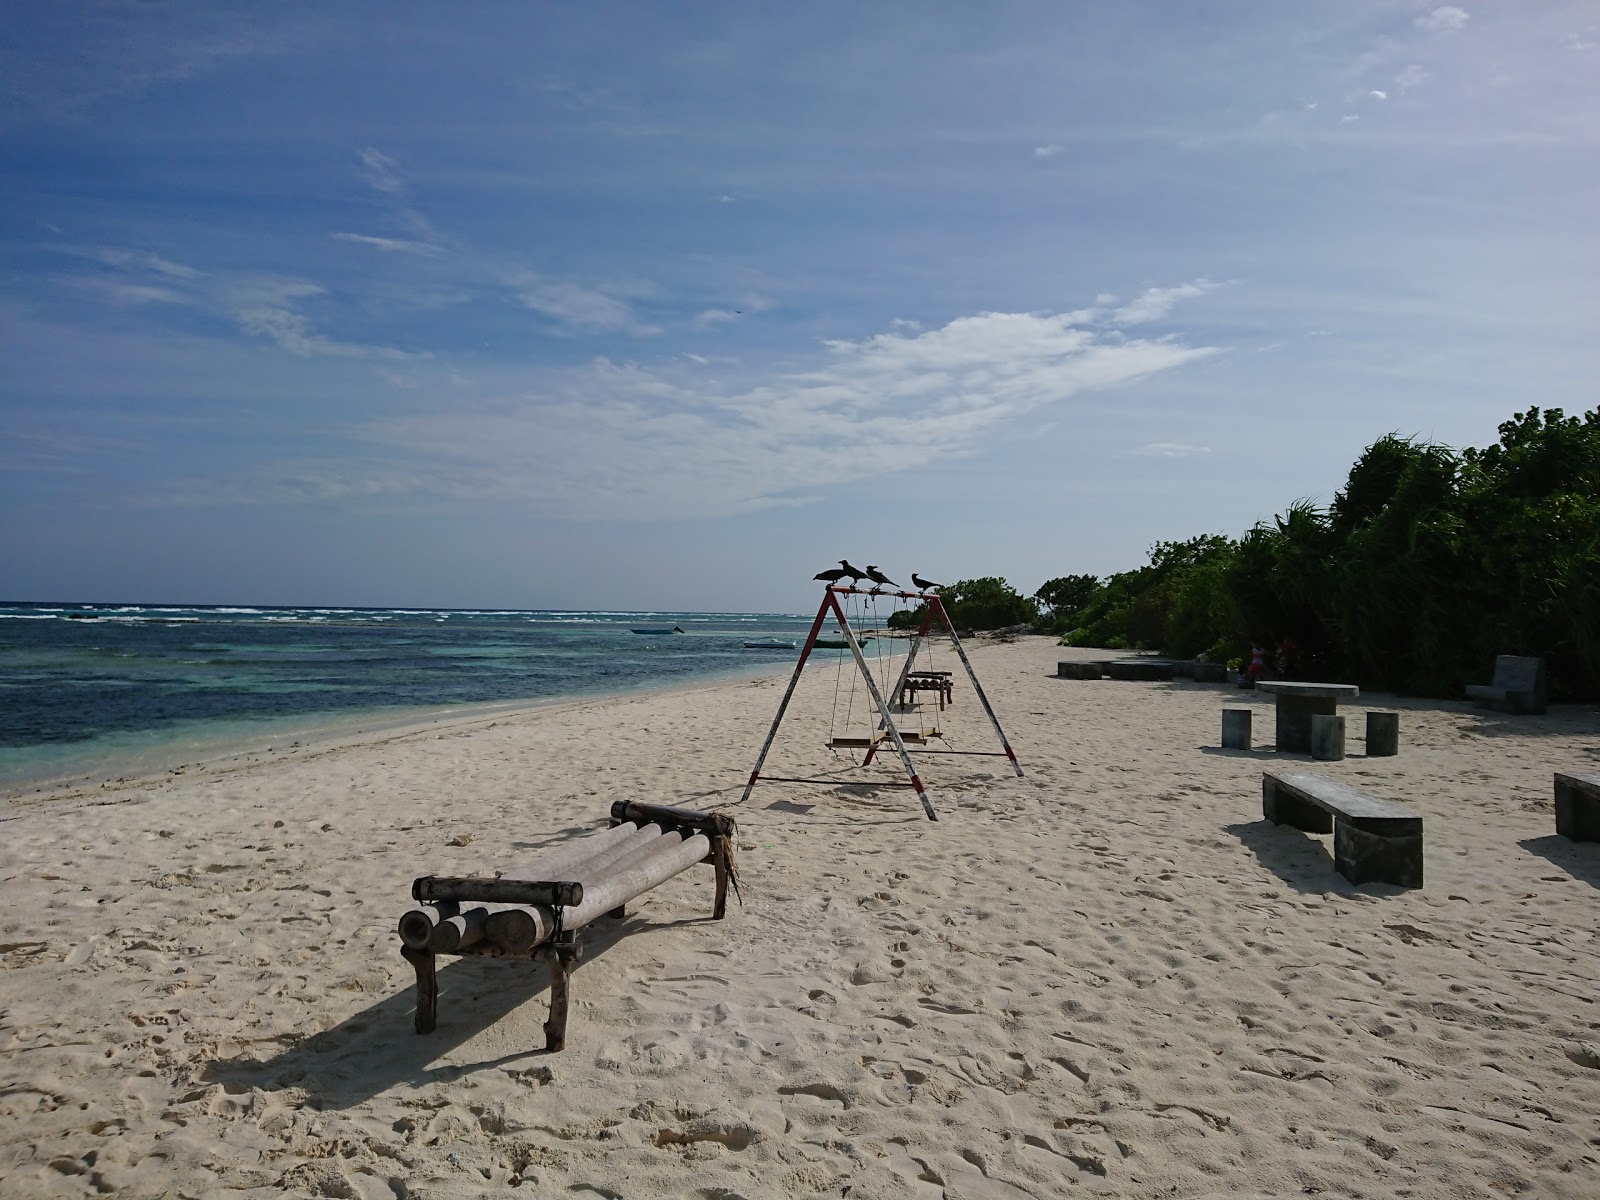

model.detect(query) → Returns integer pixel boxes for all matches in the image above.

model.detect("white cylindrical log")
[500,821,640,884]
[429,905,491,953]
[484,831,677,953]
[486,832,711,953]
[563,833,709,930]
[578,828,681,884]
[398,901,459,950]
[571,824,667,882]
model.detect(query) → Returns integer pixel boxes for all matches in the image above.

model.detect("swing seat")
[898,730,941,744]
[830,733,887,749]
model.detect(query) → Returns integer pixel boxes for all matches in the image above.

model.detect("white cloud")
[1369,90,1388,101]
[1132,442,1212,458]
[694,308,742,327]
[1395,64,1429,92]
[86,247,202,280]
[234,306,1217,519]
[1110,280,1217,326]
[1033,143,1063,158]
[332,232,442,255]
[356,147,405,194]
[518,281,659,336]
[1415,6,1470,34]
[229,278,416,360]
[1342,114,1360,123]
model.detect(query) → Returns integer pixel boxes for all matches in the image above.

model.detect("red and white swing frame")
[740,585,1023,821]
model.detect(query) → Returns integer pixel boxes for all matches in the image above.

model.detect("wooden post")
[712,835,730,920]
[537,937,579,1052]
[401,944,438,1034]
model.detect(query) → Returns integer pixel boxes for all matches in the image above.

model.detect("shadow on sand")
[1518,834,1600,890]
[200,912,708,1110]
[1224,820,1408,899]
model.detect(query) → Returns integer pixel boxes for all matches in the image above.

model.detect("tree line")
[894,407,1600,700]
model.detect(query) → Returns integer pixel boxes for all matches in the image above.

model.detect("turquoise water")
[0,603,819,793]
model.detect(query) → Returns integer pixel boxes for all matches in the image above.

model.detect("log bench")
[899,670,954,710]
[1464,655,1547,715]
[1262,770,1423,887]
[1555,771,1600,842]
[397,801,738,1051]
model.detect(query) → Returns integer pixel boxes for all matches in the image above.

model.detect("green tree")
[1035,574,1101,629]
[938,577,1039,631]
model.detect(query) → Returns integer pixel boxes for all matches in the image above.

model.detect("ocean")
[0,602,822,794]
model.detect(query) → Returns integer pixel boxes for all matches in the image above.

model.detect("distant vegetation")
[1031,407,1600,700]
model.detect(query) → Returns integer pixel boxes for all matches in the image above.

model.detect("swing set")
[740,583,1023,821]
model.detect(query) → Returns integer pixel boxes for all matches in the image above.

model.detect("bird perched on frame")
[813,565,848,583]
[910,573,944,592]
[864,565,898,588]
[837,560,866,585]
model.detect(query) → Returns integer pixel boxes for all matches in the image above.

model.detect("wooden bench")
[1555,771,1600,841]
[1464,655,1547,715]
[899,670,954,710]
[396,801,738,1051]
[1262,770,1423,887]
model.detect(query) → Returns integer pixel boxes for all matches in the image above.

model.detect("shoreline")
[0,655,809,809]
[1,645,919,811]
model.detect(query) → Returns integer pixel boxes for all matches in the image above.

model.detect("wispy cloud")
[1415,6,1470,35]
[1033,143,1063,158]
[356,147,406,194]
[516,280,660,336]
[1110,280,1217,326]
[229,278,417,360]
[1132,442,1212,458]
[190,305,1218,518]
[331,232,442,256]
[78,246,203,280]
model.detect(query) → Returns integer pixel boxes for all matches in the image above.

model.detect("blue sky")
[2,2,1595,611]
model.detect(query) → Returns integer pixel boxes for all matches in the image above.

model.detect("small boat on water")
[815,635,873,649]
[742,638,797,650]
[631,625,686,635]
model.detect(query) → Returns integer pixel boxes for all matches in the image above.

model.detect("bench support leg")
[401,944,437,1034]
[1263,777,1333,833]
[1335,820,1423,888]
[713,836,730,920]
[1555,780,1600,841]
[539,937,580,1053]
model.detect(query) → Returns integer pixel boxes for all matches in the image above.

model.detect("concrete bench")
[1555,771,1600,841]
[1057,661,1107,679]
[1464,655,1547,715]
[1262,770,1423,887]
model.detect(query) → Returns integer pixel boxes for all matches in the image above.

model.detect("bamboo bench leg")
[713,836,730,920]
[539,936,581,1052]
[401,945,437,1034]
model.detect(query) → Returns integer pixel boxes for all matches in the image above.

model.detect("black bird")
[837,560,866,585]
[864,564,898,588]
[911,573,944,592]
[813,565,848,583]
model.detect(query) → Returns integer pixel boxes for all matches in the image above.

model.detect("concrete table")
[1255,681,1360,753]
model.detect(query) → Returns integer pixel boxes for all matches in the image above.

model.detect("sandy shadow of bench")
[200,913,660,1109]
[1519,835,1600,890]
[1224,820,1410,897]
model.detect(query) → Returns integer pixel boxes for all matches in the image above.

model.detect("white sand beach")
[2,637,1597,1198]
